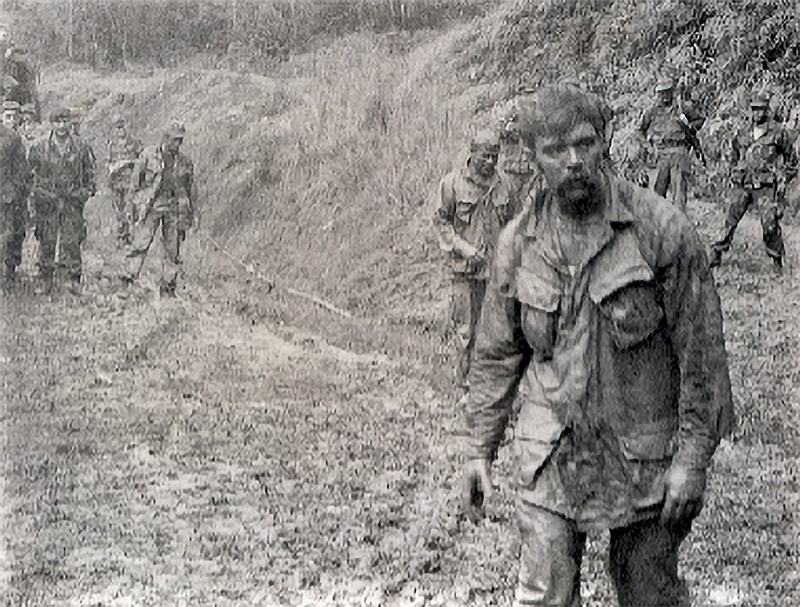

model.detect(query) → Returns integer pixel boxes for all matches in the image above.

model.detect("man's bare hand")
[461,458,493,523]
[660,463,706,527]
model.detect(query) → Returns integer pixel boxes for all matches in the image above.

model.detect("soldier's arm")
[83,143,97,196]
[465,221,531,462]
[13,136,32,199]
[129,152,147,192]
[434,173,480,259]
[658,218,735,472]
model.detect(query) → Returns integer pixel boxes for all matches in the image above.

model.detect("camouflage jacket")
[28,132,96,203]
[434,161,520,279]
[130,144,195,226]
[0,124,32,204]
[465,173,734,530]
[107,134,143,188]
[640,102,703,157]
[731,121,797,189]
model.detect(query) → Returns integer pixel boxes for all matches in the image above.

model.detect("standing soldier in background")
[28,107,97,294]
[18,103,42,148]
[639,78,704,212]
[1,100,32,290]
[107,115,143,247]
[2,45,40,122]
[120,121,195,297]
[710,92,797,272]
[2,98,21,130]
[434,130,518,391]
[499,109,538,207]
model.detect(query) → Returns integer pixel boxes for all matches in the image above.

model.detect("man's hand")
[660,462,706,527]
[461,458,493,523]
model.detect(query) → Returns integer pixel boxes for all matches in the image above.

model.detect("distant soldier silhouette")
[710,91,797,272]
[121,121,195,297]
[2,45,40,122]
[27,107,96,294]
[1,100,32,289]
[106,115,143,247]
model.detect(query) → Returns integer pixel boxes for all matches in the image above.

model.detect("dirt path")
[2,190,799,607]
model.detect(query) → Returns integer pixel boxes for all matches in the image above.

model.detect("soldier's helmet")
[20,103,36,116]
[49,107,72,123]
[750,92,771,108]
[655,78,674,93]
[2,99,21,113]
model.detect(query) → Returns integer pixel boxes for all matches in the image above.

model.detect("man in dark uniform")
[1,100,32,289]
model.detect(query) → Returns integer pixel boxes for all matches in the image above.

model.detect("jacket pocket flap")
[588,230,655,304]
[618,421,678,461]
[516,246,562,312]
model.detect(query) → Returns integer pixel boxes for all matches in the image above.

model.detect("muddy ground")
[2,181,799,606]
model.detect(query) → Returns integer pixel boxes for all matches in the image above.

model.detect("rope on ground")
[200,233,354,319]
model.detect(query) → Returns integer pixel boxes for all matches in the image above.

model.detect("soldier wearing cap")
[107,115,143,247]
[27,107,97,293]
[461,82,734,607]
[434,129,519,389]
[120,120,195,297]
[17,103,41,149]
[2,99,21,130]
[639,78,705,212]
[709,92,797,271]
[2,45,40,122]
[1,99,32,288]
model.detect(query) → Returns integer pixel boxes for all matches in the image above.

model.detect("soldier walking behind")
[1,101,32,289]
[434,130,519,390]
[710,92,797,271]
[120,121,195,297]
[107,115,143,247]
[462,83,734,607]
[639,78,704,212]
[27,107,97,294]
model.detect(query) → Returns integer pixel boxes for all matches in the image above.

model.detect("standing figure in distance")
[27,107,97,294]
[434,130,519,391]
[462,83,734,607]
[709,91,797,272]
[1,100,32,289]
[639,78,704,212]
[499,108,538,208]
[121,121,195,297]
[106,115,143,247]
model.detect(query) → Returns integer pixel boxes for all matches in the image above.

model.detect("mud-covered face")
[535,121,606,217]
[658,88,674,106]
[53,117,71,137]
[162,134,183,156]
[470,145,499,179]
[2,110,17,129]
[751,105,769,125]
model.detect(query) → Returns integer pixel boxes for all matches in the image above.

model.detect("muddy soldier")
[107,115,143,247]
[434,130,518,389]
[1,100,32,289]
[461,83,734,607]
[639,78,704,212]
[28,107,97,294]
[710,92,797,271]
[121,121,195,297]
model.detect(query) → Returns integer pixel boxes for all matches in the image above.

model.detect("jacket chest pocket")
[592,281,664,349]
[520,283,561,362]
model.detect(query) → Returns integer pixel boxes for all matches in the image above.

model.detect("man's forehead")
[538,121,599,145]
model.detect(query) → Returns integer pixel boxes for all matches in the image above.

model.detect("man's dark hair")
[516,82,612,148]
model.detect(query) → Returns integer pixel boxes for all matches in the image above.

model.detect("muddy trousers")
[1,199,28,280]
[652,146,690,212]
[514,503,690,607]
[711,186,784,262]
[111,187,132,245]
[33,195,86,281]
[450,275,486,387]
[125,204,180,289]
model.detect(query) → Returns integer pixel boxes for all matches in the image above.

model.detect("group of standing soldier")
[1,92,196,296]
[436,78,794,607]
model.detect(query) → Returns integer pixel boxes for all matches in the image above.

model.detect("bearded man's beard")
[555,176,602,217]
